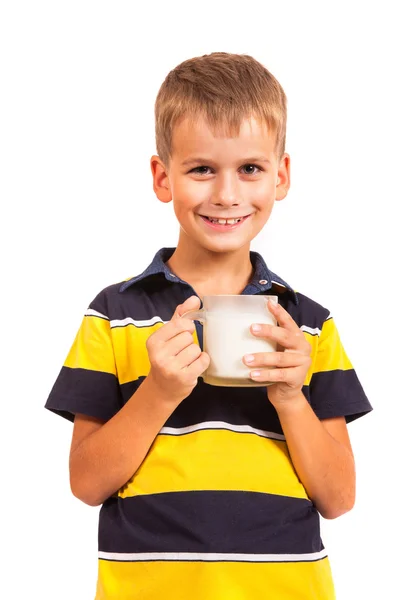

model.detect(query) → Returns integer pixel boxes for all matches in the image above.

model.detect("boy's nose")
[211,174,241,206]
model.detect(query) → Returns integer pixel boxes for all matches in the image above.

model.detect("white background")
[1,1,398,598]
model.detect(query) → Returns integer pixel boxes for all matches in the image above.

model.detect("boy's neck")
[166,240,254,298]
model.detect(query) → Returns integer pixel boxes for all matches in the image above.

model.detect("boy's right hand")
[146,295,210,404]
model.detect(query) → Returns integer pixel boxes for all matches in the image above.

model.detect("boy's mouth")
[199,214,251,229]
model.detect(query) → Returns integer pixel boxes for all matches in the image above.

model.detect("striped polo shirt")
[45,247,372,600]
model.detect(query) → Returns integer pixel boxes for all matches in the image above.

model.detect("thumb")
[172,295,201,319]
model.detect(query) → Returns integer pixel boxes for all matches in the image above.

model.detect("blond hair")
[155,52,287,166]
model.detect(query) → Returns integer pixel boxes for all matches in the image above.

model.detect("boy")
[45,52,372,599]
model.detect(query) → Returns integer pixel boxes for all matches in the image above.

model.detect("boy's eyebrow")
[181,156,271,166]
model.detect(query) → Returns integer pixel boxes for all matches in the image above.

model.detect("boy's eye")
[242,164,260,175]
[191,166,211,175]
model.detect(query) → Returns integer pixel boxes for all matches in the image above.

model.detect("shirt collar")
[119,247,298,303]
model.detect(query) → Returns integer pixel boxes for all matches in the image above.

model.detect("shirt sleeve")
[307,314,372,422]
[45,301,123,423]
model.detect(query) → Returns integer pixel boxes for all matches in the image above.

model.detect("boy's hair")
[155,52,287,166]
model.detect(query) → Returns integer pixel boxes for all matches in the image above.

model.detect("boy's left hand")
[243,300,312,409]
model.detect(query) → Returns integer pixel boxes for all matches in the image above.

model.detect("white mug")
[183,294,278,387]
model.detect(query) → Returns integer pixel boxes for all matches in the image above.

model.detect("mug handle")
[181,308,206,323]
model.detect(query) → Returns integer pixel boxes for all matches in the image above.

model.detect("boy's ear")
[150,155,172,203]
[275,153,291,201]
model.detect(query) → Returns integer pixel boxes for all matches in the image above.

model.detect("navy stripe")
[120,372,371,430]
[92,277,191,322]
[283,292,329,332]
[99,491,323,555]
[120,378,284,435]
[91,274,324,332]
[45,367,122,422]
[47,367,371,426]
[309,369,372,422]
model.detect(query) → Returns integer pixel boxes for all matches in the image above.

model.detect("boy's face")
[151,115,290,255]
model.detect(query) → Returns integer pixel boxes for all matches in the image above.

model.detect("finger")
[167,330,198,357]
[152,315,195,344]
[248,365,306,384]
[175,342,203,370]
[267,300,301,333]
[184,351,210,378]
[172,295,200,319]
[251,323,309,351]
[150,335,200,376]
[172,351,210,388]
[243,351,309,369]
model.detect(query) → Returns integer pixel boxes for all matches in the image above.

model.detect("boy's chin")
[196,236,253,254]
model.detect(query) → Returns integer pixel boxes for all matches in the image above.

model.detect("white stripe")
[85,309,109,320]
[271,280,286,289]
[160,421,285,441]
[300,325,321,336]
[98,549,328,563]
[110,316,167,329]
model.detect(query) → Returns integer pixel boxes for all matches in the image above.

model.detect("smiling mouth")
[200,215,250,225]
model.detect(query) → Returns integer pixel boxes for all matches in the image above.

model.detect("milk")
[203,311,277,387]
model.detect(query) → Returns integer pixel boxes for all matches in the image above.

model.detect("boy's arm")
[243,300,358,519]
[273,399,355,519]
[69,377,182,506]
[69,296,209,507]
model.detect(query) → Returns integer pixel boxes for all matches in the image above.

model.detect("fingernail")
[244,354,254,363]
[250,370,261,378]
[251,324,261,332]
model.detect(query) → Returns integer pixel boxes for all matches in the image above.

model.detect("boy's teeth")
[208,217,243,224]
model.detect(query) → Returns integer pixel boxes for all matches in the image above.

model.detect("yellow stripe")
[64,316,116,375]
[301,319,353,385]
[63,314,350,386]
[313,318,352,373]
[96,558,335,600]
[118,429,308,500]
[64,318,200,383]
[111,323,199,385]
[302,331,318,386]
